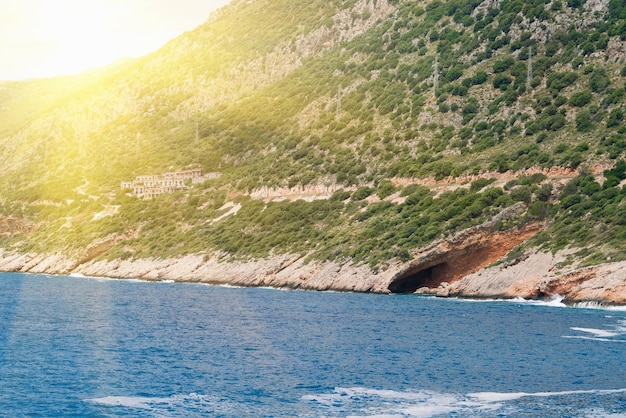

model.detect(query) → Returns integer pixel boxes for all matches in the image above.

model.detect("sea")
[0,272,624,417]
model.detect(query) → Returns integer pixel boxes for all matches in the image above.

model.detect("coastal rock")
[0,247,625,304]
[447,251,566,299]
[448,250,626,305]
[557,263,626,304]
[0,250,74,275]
[0,202,625,305]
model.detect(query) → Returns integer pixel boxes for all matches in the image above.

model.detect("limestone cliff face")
[0,207,624,305]
[0,249,393,293]
[387,209,543,293]
[446,252,626,305]
[1,245,624,304]
[0,198,623,305]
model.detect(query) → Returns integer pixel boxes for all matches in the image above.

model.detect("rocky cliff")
[1,208,624,305]
[1,246,624,305]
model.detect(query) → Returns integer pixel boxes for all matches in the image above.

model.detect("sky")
[0,0,231,81]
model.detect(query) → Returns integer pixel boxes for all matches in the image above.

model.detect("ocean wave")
[573,301,626,311]
[454,295,626,311]
[449,295,568,308]
[507,295,568,307]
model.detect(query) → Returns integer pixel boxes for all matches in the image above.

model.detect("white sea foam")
[67,272,107,280]
[467,391,529,402]
[86,393,237,415]
[570,327,620,337]
[337,387,439,401]
[304,388,489,417]
[217,283,247,289]
[302,387,626,417]
[87,395,165,409]
[258,285,297,292]
[76,274,121,283]
[574,301,626,311]
[456,295,626,311]
[451,295,569,308]
[301,393,345,406]
[117,278,146,283]
[506,295,568,307]
[68,273,121,281]
[563,319,626,342]
[469,388,626,402]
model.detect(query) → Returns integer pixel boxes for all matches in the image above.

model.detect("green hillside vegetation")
[2,0,626,269]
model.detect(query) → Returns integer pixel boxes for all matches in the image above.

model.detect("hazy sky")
[0,0,231,80]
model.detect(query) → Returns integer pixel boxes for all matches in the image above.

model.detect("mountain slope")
[1,0,626,293]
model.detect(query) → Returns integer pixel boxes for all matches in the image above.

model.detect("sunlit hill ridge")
[2,0,626,276]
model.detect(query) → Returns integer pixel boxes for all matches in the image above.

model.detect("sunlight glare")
[1,0,231,80]
[31,0,136,76]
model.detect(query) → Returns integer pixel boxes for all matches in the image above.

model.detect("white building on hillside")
[121,169,221,199]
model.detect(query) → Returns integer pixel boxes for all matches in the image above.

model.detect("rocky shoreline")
[419,251,626,305]
[0,246,624,305]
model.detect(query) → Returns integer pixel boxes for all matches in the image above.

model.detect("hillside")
[2,0,626,300]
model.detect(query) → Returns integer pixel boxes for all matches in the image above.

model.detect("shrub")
[330,190,352,201]
[401,184,429,197]
[489,154,511,172]
[528,201,552,218]
[462,99,479,115]
[493,57,515,73]
[471,70,488,85]
[493,74,513,90]
[510,185,532,204]
[535,183,553,201]
[444,66,464,82]
[590,69,610,93]
[547,71,578,94]
[607,109,624,127]
[576,110,594,132]
[470,177,496,192]
[377,180,397,199]
[569,91,592,107]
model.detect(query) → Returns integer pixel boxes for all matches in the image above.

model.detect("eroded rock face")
[388,223,543,293]
[0,245,625,304]
[387,203,542,293]
[447,251,626,305]
[0,201,624,304]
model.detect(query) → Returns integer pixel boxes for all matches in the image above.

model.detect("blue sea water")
[0,273,625,417]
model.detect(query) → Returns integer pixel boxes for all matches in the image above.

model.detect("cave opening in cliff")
[388,262,449,294]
